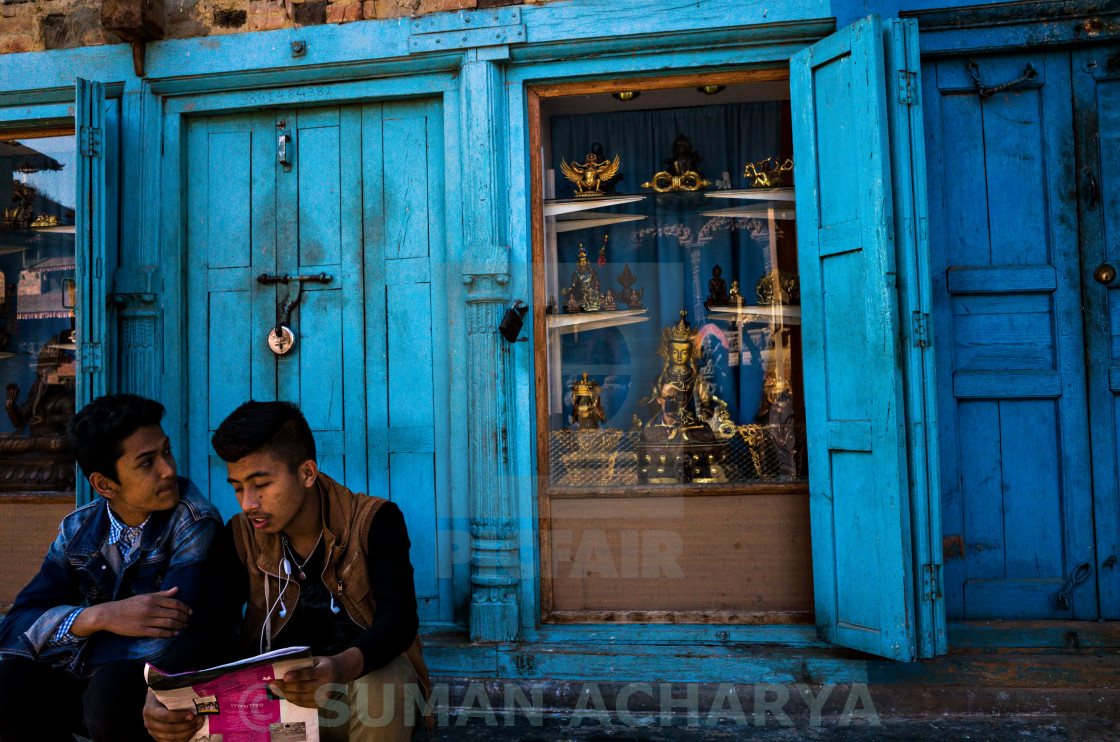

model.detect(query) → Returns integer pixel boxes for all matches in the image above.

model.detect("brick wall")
[0,0,554,54]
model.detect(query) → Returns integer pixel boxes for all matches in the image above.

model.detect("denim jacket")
[0,478,221,677]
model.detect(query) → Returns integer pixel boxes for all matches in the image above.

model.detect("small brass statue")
[2,181,36,229]
[756,269,800,305]
[728,280,742,304]
[704,265,730,309]
[697,359,736,440]
[560,152,622,198]
[571,373,607,430]
[616,264,644,309]
[744,156,793,188]
[641,135,711,193]
[561,245,602,312]
[602,290,617,311]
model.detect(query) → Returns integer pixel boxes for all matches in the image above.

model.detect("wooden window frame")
[528,68,813,625]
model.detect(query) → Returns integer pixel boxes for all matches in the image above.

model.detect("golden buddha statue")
[638,310,715,444]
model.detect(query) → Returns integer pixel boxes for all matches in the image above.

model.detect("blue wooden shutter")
[75,78,107,505]
[791,15,938,661]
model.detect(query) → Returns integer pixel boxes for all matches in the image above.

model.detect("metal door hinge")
[898,69,917,105]
[80,342,103,372]
[79,126,101,157]
[912,311,930,348]
[922,563,942,601]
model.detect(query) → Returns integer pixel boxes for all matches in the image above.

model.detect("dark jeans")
[0,657,153,742]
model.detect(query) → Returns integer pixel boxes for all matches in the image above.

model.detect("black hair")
[66,393,166,482]
[211,400,316,471]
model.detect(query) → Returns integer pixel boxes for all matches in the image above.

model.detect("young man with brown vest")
[143,400,431,742]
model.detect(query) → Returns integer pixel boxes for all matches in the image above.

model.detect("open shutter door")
[75,78,107,505]
[791,15,931,661]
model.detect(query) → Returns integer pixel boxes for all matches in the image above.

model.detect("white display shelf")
[553,214,646,233]
[547,308,649,335]
[543,195,645,217]
[699,205,796,220]
[706,304,801,325]
[705,187,795,202]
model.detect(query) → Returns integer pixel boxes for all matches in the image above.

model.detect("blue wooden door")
[1074,45,1120,619]
[792,16,940,661]
[185,99,452,623]
[925,52,1098,619]
[75,78,118,505]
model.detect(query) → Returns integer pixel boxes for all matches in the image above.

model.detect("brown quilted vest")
[231,472,431,704]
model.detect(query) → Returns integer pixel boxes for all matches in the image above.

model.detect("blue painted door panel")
[924,51,1098,619]
[75,79,108,506]
[185,100,453,623]
[1073,45,1120,619]
[792,15,927,661]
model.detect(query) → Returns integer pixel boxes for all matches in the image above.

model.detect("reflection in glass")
[0,134,78,493]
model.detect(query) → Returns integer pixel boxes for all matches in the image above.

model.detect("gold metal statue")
[697,358,737,440]
[560,152,622,198]
[638,311,716,444]
[571,373,607,430]
[641,135,711,193]
[755,269,800,305]
[561,244,602,312]
[744,156,793,188]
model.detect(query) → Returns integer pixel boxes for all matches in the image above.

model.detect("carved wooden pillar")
[461,49,520,642]
[112,292,159,400]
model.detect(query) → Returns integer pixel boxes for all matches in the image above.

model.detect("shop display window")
[536,81,805,491]
[0,133,78,495]
[532,77,814,622]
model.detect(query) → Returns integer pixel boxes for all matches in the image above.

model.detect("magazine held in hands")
[145,646,320,742]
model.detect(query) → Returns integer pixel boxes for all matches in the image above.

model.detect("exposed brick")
[362,0,376,19]
[420,0,475,13]
[0,34,38,53]
[373,0,419,19]
[250,1,284,15]
[0,14,39,35]
[248,9,287,29]
[476,0,517,7]
[325,1,343,22]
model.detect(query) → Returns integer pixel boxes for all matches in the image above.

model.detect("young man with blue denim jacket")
[0,393,221,742]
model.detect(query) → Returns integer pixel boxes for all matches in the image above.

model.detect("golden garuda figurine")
[560,152,621,198]
[744,156,793,188]
[571,373,607,430]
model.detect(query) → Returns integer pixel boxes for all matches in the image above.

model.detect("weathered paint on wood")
[1072,44,1120,620]
[924,49,1100,620]
[791,15,921,662]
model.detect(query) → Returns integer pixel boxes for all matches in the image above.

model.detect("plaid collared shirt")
[50,508,150,646]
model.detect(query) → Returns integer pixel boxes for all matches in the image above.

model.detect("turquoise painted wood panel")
[882,17,945,658]
[362,99,452,623]
[791,15,916,661]
[186,112,278,517]
[74,78,106,506]
[1073,45,1120,619]
[925,51,1098,619]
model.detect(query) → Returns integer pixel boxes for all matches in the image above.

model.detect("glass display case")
[532,77,815,622]
[537,86,806,491]
[0,133,78,494]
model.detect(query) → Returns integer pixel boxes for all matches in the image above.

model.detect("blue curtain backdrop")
[551,101,786,430]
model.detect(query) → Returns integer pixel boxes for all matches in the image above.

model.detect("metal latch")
[257,272,333,355]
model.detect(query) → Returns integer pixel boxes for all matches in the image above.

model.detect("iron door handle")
[1094,263,1117,285]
